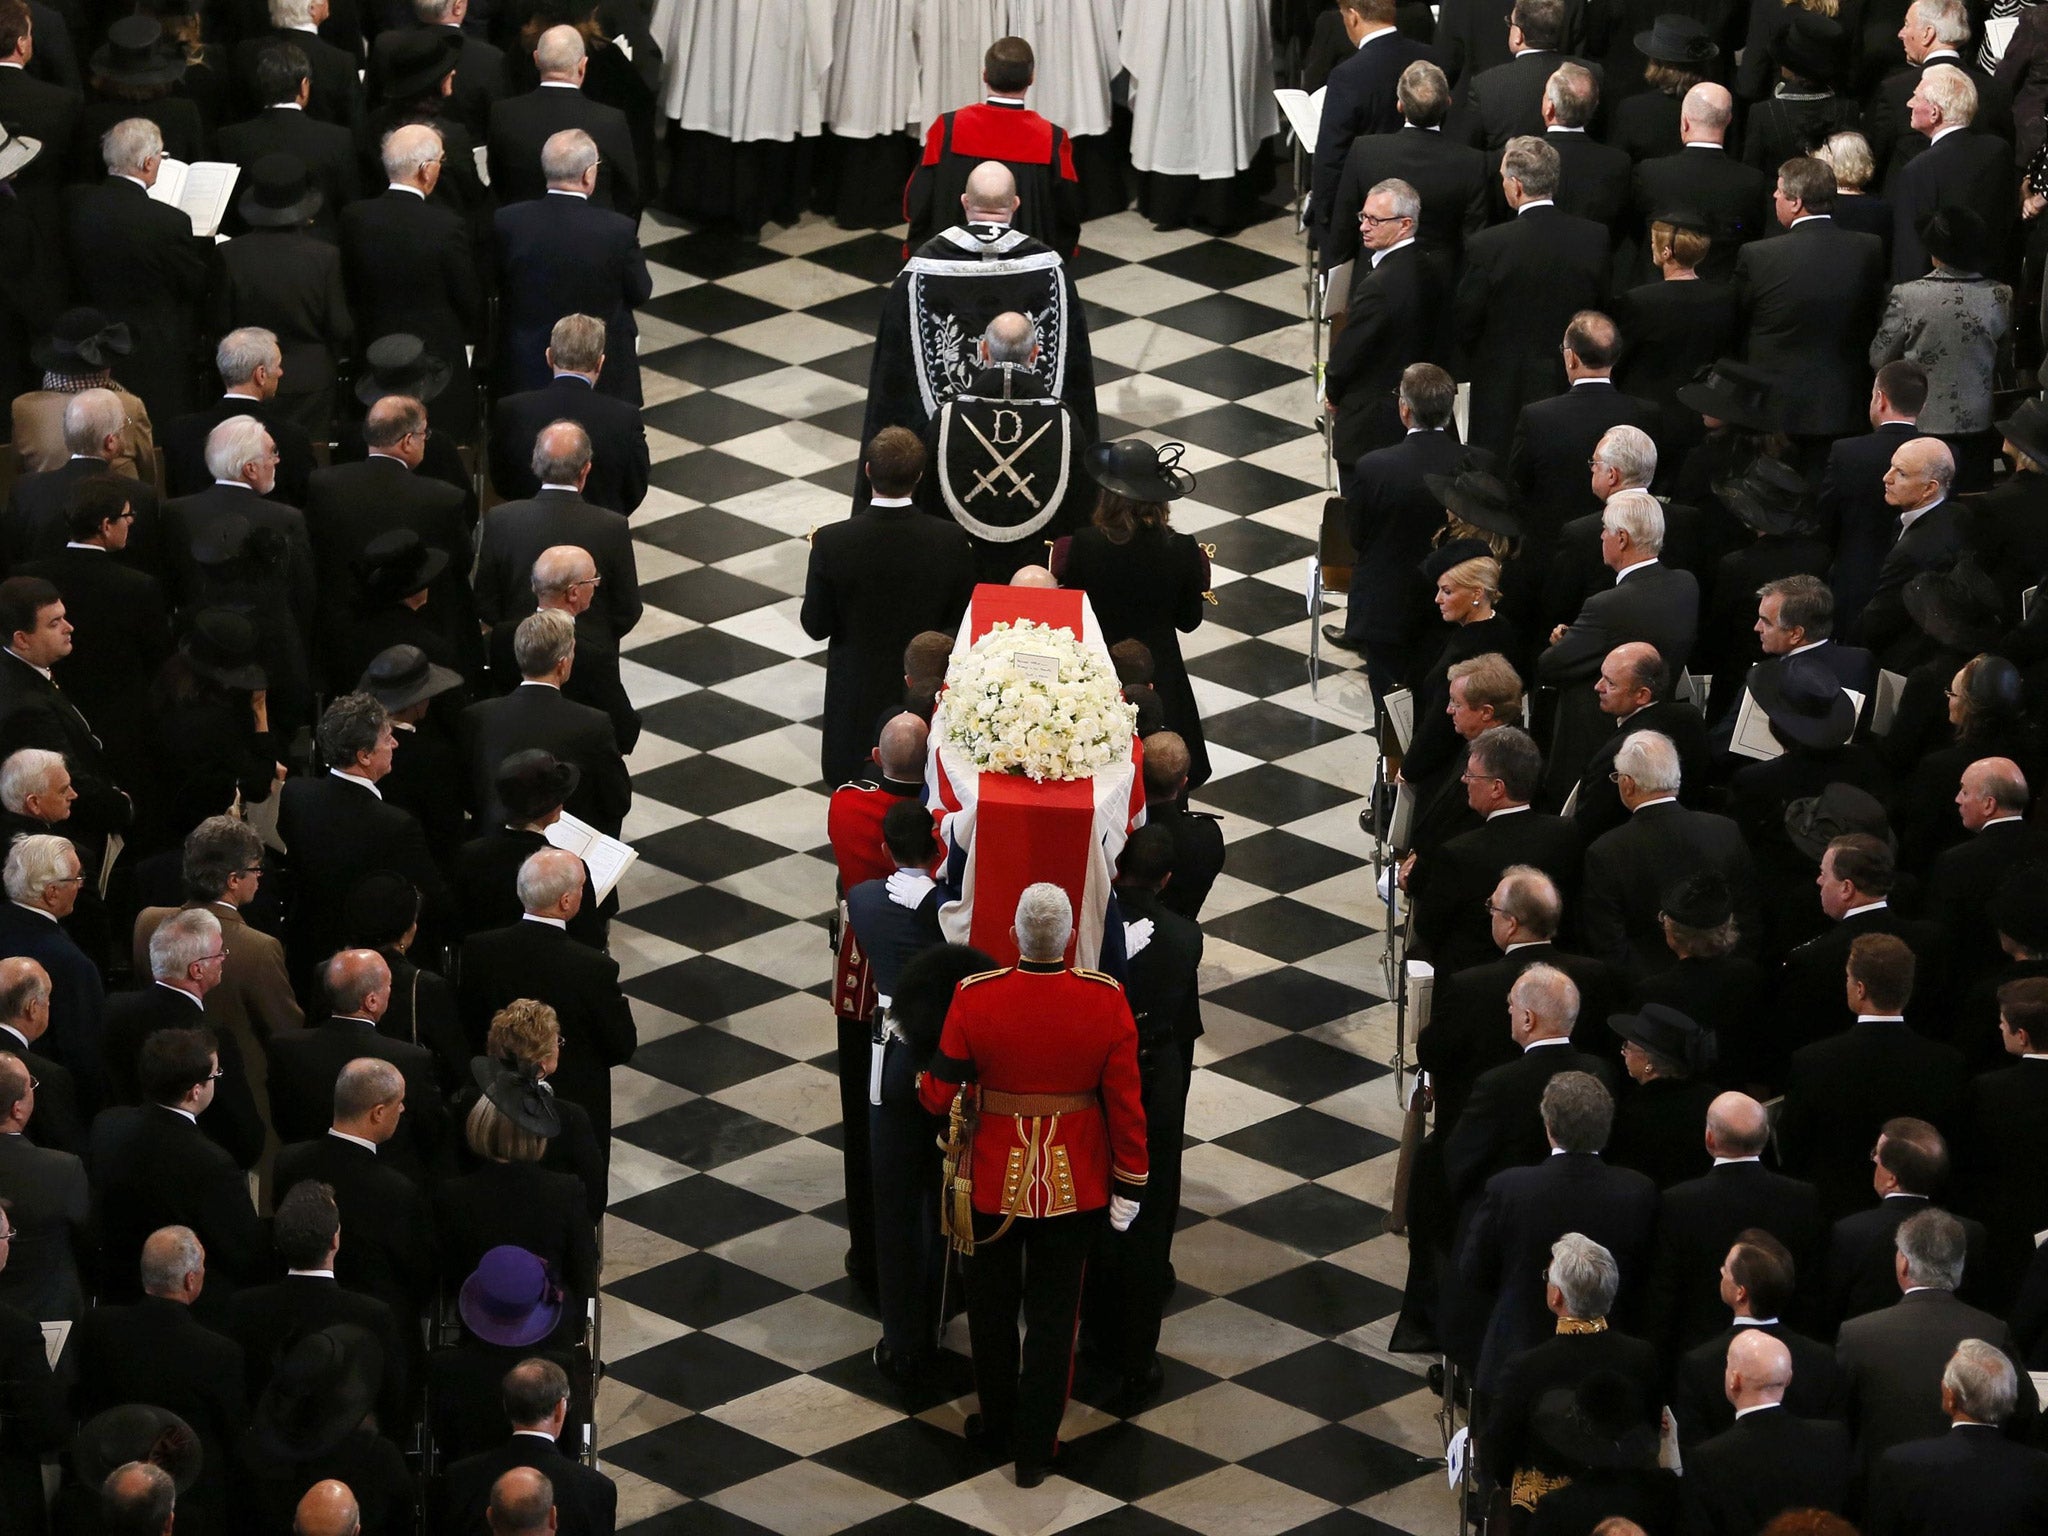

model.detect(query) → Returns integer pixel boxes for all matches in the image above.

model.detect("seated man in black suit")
[1682,1330,1853,1535]
[487,314,648,514]
[439,1357,617,1536]
[1409,726,1584,970]
[1822,361,1926,631]
[1868,1338,2048,1536]
[0,957,83,1155]
[463,609,631,838]
[268,948,445,1178]
[1728,573,1878,738]
[1838,1207,2039,1467]
[1828,1116,1988,1327]
[161,328,315,506]
[1454,1070,1659,1390]
[1645,1091,1824,1357]
[275,1057,435,1320]
[1670,1229,1843,1452]
[1926,758,2048,991]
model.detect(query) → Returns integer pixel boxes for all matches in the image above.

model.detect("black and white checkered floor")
[593,199,1459,1535]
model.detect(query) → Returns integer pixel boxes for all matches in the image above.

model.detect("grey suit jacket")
[1869,269,2014,435]
[0,1132,89,1321]
[1836,1287,2040,1469]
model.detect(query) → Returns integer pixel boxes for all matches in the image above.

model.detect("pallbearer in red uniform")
[826,712,931,1296]
[904,36,1082,257]
[919,881,1149,1487]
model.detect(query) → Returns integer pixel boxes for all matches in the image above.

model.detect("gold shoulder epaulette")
[958,967,1009,988]
[1072,967,1122,988]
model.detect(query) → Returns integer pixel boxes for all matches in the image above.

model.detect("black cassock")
[858,223,1098,511]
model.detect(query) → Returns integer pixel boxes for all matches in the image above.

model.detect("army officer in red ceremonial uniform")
[920,881,1149,1487]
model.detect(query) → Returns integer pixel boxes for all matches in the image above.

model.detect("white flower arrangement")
[937,620,1138,782]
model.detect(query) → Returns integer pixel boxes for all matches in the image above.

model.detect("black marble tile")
[607,1503,780,1536]
[1188,761,1355,825]
[1154,346,1304,401]
[1229,1261,1404,1338]
[645,231,788,281]
[1183,459,1321,515]
[1209,1038,1387,1102]
[1216,1183,1388,1259]
[1204,966,1381,1029]
[643,284,786,335]
[635,506,789,563]
[1064,1507,1205,1536]
[837,1507,984,1536]
[613,1097,796,1171]
[1236,1341,1429,1422]
[1208,826,1362,890]
[810,345,878,387]
[604,1250,799,1328]
[633,755,791,817]
[630,1025,795,1094]
[1214,1108,1394,1182]
[805,287,892,334]
[1150,293,1301,347]
[639,336,787,389]
[807,399,873,442]
[639,692,794,754]
[1202,517,1317,576]
[1082,300,1134,334]
[1055,1422,1223,1502]
[641,567,792,625]
[643,390,787,447]
[1166,401,1306,459]
[1202,897,1370,966]
[1243,1422,1436,1505]
[627,627,786,687]
[624,954,798,1023]
[1184,641,1341,706]
[650,449,790,505]
[813,1416,998,1500]
[603,1412,797,1495]
[1208,574,1312,637]
[804,231,911,285]
[611,1172,798,1248]
[1144,240,1295,291]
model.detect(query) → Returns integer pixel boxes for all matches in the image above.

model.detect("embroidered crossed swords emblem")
[962,412,1052,509]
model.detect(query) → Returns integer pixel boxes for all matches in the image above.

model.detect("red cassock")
[903,101,1082,256]
[825,776,933,1020]
[918,959,1149,1216]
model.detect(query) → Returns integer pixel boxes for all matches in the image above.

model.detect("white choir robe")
[914,0,1006,129]
[653,0,836,142]
[827,0,922,138]
[1007,0,1121,138]
[1119,0,1278,178]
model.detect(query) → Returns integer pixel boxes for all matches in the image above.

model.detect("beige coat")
[10,388,156,482]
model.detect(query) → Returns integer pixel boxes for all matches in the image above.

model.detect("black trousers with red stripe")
[962,1207,1107,1468]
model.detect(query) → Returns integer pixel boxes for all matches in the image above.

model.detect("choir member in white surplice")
[1119,0,1280,233]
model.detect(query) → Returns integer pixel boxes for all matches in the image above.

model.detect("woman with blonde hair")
[1813,129,1893,250]
[446,999,606,1217]
[1397,532,1517,787]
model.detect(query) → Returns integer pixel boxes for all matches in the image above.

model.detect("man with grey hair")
[0,747,72,838]
[163,413,316,634]
[493,123,650,402]
[918,310,1093,580]
[1682,1329,1853,1533]
[1321,59,1490,271]
[0,831,106,1106]
[488,21,640,213]
[1,385,164,570]
[0,956,82,1154]
[462,606,630,837]
[1838,1206,2039,1464]
[1455,132,1608,459]
[1457,1068,1658,1390]
[488,312,649,512]
[342,121,484,438]
[916,882,1148,1486]
[100,1461,177,1536]
[488,545,638,752]
[1539,63,1630,230]
[63,117,213,424]
[1866,1338,2048,1531]
[1885,46,2016,281]
[460,846,637,1152]
[104,907,265,1170]
[1475,1231,1663,1495]
[232,0,365,130]
[476,418,642,646]
[1325,175,1447,491]
[1561,641,1710,836]
[1581,728,1758,980]
[164,327,315,504]
[70,1223,248,1534]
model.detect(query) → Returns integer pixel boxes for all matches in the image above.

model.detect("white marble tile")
[622,730,696,778]
[1354,1472,1462,1536]
[1091,318,1224,373]
[720,311,873,362]
[704,1133,843,1210]
[720,365,869,419]
[716,477,854,537]
[1181,1061,1299,1141]
[711,785,836,851]
[714,851,838,921]
[707,1292,883,1375]
[1080,211,1212,262]
[1134,1380,1327,1461]
[709,594,826,658]
[712,657,829,721]
[707,1212,851,1291]
[716,990,838,1061]
[643,425,698,463]
[619,792,692,843]
[710,727,828,792]
[716,257,878,312]
[715,534,815,598]
[1167,1219,1312,1296]
[919,1468,1123,1536]
[621,654,697,708]
[707,1456,906,1533]
[630,540,704,585]
[609,1063,695,1126]
[599,1295,694,1363]
[719,420,864,477]
[1077,264,1214,317]
[759,214,873,257]
[715,921,835,991]
[629,484,704,529]
[711,1060,840,1134]
[1095,373,1228,429]
[604,1467,688,1526]
[626,996,693,1047]
[606,1139,695,1207]
[1137,1464,1337,1536]
[617,604,703,653]
[595,1373,693,1439]
[1177,1141,1307,1216]
[1326,1231,1415,1292]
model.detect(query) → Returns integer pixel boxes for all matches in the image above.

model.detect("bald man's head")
[488,1467,556,1536]
[1886,436,1955,512]
[294,1480,361,1536]
[875,713,929,781]
[532,544,596,603]
[962,161,1020,221]
[324,949,392,1019]
[0,955,49,1036]
[982,311,1038,365]
[1724,1328,1792,1407]
[102,1463,175,1536]
[1009,565,1059,588]
[1681,82,1732,139]
[1705,1092,1769,1157]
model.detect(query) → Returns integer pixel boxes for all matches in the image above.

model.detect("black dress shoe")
[962,1413,1002,1457]
[1320,624,1366,653]
[1104,1359,1166,1418]
[1015,1462,1053,1490]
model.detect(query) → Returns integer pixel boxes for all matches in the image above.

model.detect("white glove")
[886,870,936,909]
[1124,917,1155,957]
[1109,1195,1140,1232]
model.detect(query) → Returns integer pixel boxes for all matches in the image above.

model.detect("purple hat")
[459,1245,563,1346]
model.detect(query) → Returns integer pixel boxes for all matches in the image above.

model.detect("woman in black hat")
[341,869,466,1090]
[74,15,204,177]
[433,1075,599,1315]
[1740,10,1858,172]
[1892,649,2040,868]
[1608,1004,1720,1189]
[237,1325,414,1536]
[184,513,317,742]
[442,999,605,1219]
[361,32,486,219]
[1614,211,1740,468]
[12,309,155,479]
[147,608,284,842]
[1638,871,1768,1087]
[1607,14,1718,162]
[1671,358,1797,522]
[1871,205,2014,490]
[1699,459,1829,709]
[1963,399,2048,625]
[1060,440,1213,788]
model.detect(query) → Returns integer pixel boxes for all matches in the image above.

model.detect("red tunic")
[918,960,1149,1216]
[903,101,1082,256]
[826,777,928,1020]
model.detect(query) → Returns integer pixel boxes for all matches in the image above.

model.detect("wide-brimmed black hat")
[379,29,463,102]
[1083,439,1196,503]
[247,1325,383,1466]
[0,122,42,184]
[354,528,449,603]
[343,869,420,949]
[1784,781,1892,861]
[1903,561,2004,651]
[237,151,321,227]
[1777,8,1844,83]
[1421,536,1497,582]
[497,748,581,822]
[32,307,131,373]
[180,608,267,691]
[472,1056,563,1138]
[1610,1001,1716,1074]
[1996,397,2048,470]
[1636,13,1717,64]
[73,1405,204,1494]
[1648,205,1711,236]
[1423,467,1521,538]
[93,14,186,83]
[1676,359,1781,432]
[355,333,451,405]
[1660,870,1731,929]
[357,642,462,714]
[1750,651,1856,749]
[1920,205,1989,271]
[1993,866,2048,950]
[1533,1372,1660,1471]
[1713,456,1817,537]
